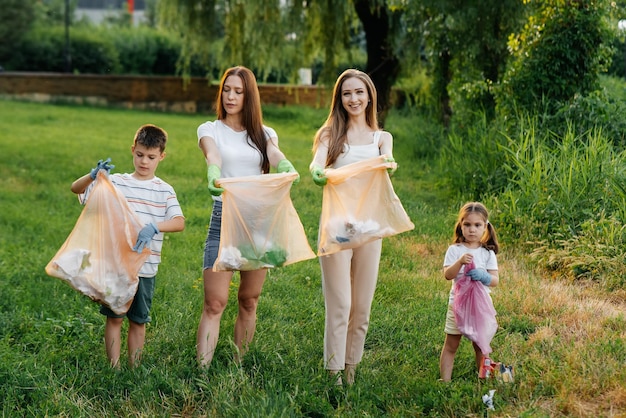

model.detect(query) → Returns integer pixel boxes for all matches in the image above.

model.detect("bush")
[607,37,626,78]
[439,114,509,199]
[0,0,36,65]
[107,27,181,75]
[8,26,120,74]
[529,215,626,290]
[498,0,614,115]
[548,89,626,148]
[491,122,626,246]
[4,25,188,76]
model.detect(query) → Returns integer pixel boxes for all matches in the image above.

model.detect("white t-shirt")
[80,173,184,277]
[443,243,498,304]
[197,119,277,180]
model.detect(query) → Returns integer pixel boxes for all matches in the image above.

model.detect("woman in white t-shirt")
[196,66,299,369]
[309,69,397,385]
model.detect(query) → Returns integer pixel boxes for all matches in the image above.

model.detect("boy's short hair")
[134,124,167,152]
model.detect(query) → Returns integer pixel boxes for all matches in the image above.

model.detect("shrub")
[5,25,187,76]
[497,0,615,115]
[529,215,626,291]
[0,0,36,65]
[8,26,120,74]
[439,113,509,199]
[107,27,181,75]
[492,121,626,247]
[548,89,626,148]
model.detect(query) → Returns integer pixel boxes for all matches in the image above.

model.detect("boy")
[71,124,185,368]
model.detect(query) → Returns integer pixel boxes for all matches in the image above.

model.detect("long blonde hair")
[453,202,500,254]
[313,69,379,167]
[216,66,270,173]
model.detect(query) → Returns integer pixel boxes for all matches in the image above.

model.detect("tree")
[498,0,615,115]
[158,0,402,122]
[353,1,401,122]
[0,0,37,65]
[400,0,526,125]
[157,0,530,124]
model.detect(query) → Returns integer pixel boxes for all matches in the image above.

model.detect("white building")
[76,0,147,25]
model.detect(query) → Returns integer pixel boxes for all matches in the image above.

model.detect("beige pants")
[321,238,382,370]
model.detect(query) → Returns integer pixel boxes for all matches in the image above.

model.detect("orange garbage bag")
[45,170,150,314]
[214,172,316,271]
[318,155,414,256]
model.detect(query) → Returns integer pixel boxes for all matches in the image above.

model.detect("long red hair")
[216,66,270,173]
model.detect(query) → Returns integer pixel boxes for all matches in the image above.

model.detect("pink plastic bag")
[318,155,414,256]
[214,172,316,271]
[453,261,498,355]
[45,170,150,314]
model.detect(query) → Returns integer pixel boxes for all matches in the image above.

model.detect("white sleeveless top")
[332,130,382,169]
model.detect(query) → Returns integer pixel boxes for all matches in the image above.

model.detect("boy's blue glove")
[90,158,115,180]
[133,223,159,253]
[310,165,327,186]
[207,164,224,196]
[277,159,300,184]
[385,156,397,176]
[468,268,492,286]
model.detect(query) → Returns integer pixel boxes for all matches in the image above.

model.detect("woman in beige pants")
[309,69,397,385]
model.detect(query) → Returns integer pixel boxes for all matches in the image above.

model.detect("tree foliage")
[397,0,527,125]
[0,0,37,64]
[498,0,616,115]
[156,0,530,122]
[157,0,401,118]
[157,0,357,82]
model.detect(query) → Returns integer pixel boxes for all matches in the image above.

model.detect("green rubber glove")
[277,159,300,184]
[310,165,327,186]
[385,156,397,176]
[207,164,224,196]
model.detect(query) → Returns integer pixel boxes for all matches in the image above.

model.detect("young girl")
[309,69,397,385]
[196,66,299,369]
[440,202,500,381]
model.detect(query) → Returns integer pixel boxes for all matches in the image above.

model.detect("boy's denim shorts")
[100,276,155,324]
[203,200,222,270]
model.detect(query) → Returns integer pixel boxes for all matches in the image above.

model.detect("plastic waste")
[45,170,150,314]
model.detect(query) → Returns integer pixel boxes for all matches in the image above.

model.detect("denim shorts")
[100,276,155,324]
[203,200,222,270]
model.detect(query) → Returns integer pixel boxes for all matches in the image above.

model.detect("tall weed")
[497,122,626,239]
[530,215,626,291]
[492,119,626,285]
[439,113,509,199]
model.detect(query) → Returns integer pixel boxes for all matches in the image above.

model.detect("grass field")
[0,98,625,417]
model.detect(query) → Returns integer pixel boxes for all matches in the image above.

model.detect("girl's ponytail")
[483,222,500,254]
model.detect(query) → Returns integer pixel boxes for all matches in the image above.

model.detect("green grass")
[1,99,625,417]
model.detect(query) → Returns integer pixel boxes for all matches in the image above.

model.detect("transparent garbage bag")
[453,261,498,355]
[318,155,414,256]
[213,172,316,271]
[45,170,150,314]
